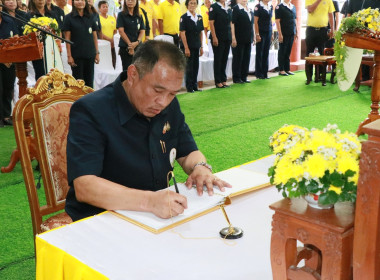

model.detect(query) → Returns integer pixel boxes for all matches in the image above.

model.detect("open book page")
[113,184,226,233]
[214,168,271,197]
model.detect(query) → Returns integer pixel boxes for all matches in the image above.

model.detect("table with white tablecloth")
[36,156,282,280]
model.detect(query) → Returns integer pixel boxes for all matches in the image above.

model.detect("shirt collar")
[216,2,228,11]
[259,1,271,11]
[186,10,198,22]
[237,3,248,11]
[282,2,294,9]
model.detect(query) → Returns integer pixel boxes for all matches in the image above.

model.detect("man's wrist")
[192,162,212,173]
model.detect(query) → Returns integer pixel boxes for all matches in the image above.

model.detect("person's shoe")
[186,89,194,93]
[256,76,264,80]
[242,79,251,83]
[222,84,230,88]
[3,118,13,126]
[215,83,224,88]
[322,82,327,86]
[194,88,202,92]
[279,71,288,76]
[265,76,270,79]
[0,120,4,128]
[305,80,311,85]
[286,71,295,75]
[233,79,244,84]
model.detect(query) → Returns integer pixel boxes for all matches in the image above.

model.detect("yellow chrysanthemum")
[336,154,359,174]
[303,154,328,178]
[329,186,342,194]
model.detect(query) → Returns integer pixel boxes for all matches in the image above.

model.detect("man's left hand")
[185,166,232,196]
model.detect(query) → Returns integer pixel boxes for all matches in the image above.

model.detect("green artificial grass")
[0,71,372,279]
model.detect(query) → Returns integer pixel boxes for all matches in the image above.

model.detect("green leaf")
[319,191,339,205]
[268,166,275,177]
[345,170,355,177]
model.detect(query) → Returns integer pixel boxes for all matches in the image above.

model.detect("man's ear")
[126,64,139,87]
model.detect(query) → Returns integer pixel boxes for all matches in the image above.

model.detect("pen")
[173,175,179,194]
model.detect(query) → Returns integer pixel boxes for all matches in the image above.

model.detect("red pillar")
[290,0,304,71]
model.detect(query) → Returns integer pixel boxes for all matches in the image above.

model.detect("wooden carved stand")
[342,33,380,136]
[0,33,42,173]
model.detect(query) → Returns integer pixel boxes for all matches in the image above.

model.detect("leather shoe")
[265,77,270,79]
[279,72,288,76]
[242,80,251,83]
[305,80,311,85]
[286,71,295,75]
[3,118,13,126]
[215,84,224,89]
[194,88,202,92]
[222,84,230,88]
[187,89,194,93]
[233,79,244,84]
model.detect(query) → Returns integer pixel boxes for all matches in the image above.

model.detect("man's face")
[125,61,183,118]
[99,3,108,13]
[55,0,67,7]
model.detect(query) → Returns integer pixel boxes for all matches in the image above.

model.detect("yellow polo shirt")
[140,0,155,39]
[152,1,160,36]
[306,0,335,27]
[157,0,181,35]
[200,4,209,30]
[99,15,116,39]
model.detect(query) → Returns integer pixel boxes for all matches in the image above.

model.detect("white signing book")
[112,168,270,233]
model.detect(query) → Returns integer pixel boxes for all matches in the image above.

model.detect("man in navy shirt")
[66,40,231,221]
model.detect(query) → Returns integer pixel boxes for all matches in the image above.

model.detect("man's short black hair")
[98,0,108,8]
[132,40,187,78]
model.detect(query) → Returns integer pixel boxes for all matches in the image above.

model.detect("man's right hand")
[148,190,188,219]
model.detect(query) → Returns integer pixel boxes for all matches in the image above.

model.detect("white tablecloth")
[37,156,282,280]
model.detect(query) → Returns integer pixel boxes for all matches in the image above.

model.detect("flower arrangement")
[268,124,361,205]
[334,8,380,81]
[23,17,60,36]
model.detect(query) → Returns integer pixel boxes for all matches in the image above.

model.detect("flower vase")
[303,194,334,210]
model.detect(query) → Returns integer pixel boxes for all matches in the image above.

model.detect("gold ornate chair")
[13,69,94,237]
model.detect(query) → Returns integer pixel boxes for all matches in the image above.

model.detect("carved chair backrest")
[14,69,94,236]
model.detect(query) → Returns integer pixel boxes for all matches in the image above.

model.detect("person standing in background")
[2,0,28,34]
[200,0,210,43]
[325,0,338,48]
[63,0,100,88]
[139,0,154,39]
[254,0,273,79]
[99,0,117,68]
[275,0,297,76]
[46,0,65,29]
[231,0,254,84]
[55,0,72,15]
[157,0,181,46]
[346,0,380,16]
[180,0,204,93]
[209,0,231,88]
[117,0,145,70]
[27,0,60,81]
[0,3,18,127]
[304,0,334,85]
[151,0,160,37]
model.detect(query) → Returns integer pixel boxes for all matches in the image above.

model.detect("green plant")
[334,8,380,81]
[268,124,361,205]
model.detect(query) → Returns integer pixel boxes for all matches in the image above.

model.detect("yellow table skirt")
[36,236,108,280]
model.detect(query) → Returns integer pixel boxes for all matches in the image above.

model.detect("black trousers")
[305,27,328,80]
[232,42,251,82]
[119,47,133,71]
[183,48,200,91]
[212,40,231,85]
[71,57,95,88]
[32,58,47,81]
[255,31,272,78]
[278,34,294,72]
[0,63,16,119]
